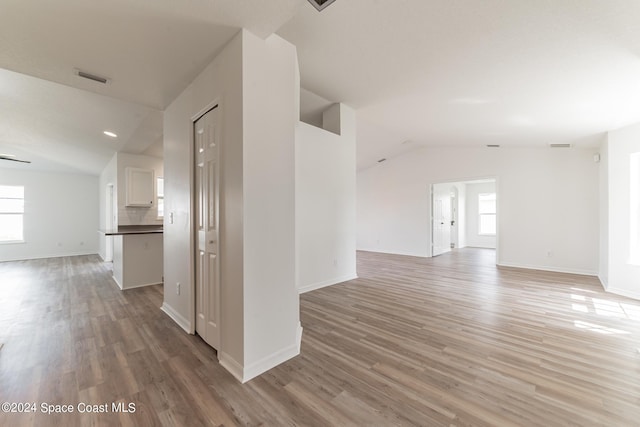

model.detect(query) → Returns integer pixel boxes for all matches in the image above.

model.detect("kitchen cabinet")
[125,167,154,207]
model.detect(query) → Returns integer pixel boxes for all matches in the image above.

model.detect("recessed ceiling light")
[103,131,118,138]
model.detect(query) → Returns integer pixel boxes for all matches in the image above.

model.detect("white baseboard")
[296,322,303,353]
[219,342,301,384]
[160,303,191,333]
[497,262,597,277]
[111,276,123,290]
[598,274,608,290]
[603,286,640,301]
[121,281,163,290]
[218,352,245,383]
[0,251,99,263]
[243,343,300,383]
[299,274,358,294]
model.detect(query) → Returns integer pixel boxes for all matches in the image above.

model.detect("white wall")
[465,181,497,249]
[0,168,99,262]
[296,104,357,293]
[604,124,640,299]
[357,146,599,275]
[163,29,300,382]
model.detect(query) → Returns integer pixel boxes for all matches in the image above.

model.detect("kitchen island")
[100,225,163,290]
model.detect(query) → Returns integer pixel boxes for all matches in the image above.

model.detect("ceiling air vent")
[486,144,500,148]
[377,158,387,163]
[75,69,110,84]
[307,0,338,11]
[549,143,572,148]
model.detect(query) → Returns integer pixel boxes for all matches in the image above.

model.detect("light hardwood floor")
[1,249,640,426]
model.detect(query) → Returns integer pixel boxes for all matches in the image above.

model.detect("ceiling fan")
[0,154,31,164]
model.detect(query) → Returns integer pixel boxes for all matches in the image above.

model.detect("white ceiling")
[3,0,640,174]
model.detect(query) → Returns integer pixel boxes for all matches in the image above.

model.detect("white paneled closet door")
[194,106,220,350]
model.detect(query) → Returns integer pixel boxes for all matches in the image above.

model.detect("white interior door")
[195,107,220,350]
[432,184,452,256]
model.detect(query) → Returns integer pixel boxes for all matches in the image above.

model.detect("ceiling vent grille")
[377,158,387,163]
[307,0,337,11]
[486,144,500,148]
[549,143,572,148]
[75,69,109,84]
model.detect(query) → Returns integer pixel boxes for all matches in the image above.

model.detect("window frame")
[0,185,25,244]
[478,192,496,236]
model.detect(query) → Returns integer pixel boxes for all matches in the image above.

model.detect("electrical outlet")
[176,282,181,295]
[547,250,553,257]
[333,258,338,267]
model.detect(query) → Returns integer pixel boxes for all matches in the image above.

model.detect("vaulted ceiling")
[2,0,640,174]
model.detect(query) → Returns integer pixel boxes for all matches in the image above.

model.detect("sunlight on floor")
[570,294,640,321]
[573,320,630,335]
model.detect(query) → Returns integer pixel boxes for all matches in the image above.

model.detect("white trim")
[497,262,598,277]
[161,303,191,333]
[218,351,244,382]
[111,275,123,290]
[298,274,358,294]
[356,248,428,258]
[603,286,640,301]
[243,344,300,383]
[0,251,98,263]
[296,322,303,353]
[598,274,609,289]
[219,342,301,384]
[121,281,163,290]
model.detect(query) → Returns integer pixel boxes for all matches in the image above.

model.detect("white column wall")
[163,29,300,382]
[605,123,640,299]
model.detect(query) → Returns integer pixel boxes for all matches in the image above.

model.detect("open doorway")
[431,178,498,259]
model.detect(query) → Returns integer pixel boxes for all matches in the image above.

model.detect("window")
[478,192,496,235]
[157,177,164,219]
[0,185,24,242]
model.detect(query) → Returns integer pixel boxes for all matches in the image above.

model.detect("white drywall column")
[163,29,300,382]
[605,123,640,299]
[296,103,357,293]
[241,31,300,381]
[599,137,609,287]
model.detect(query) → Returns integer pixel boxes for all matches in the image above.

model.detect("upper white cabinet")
[125,167,154,207]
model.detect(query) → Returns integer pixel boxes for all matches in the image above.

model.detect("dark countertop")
[99,225,163,236]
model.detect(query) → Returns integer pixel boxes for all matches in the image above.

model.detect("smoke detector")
[307,0,337,11]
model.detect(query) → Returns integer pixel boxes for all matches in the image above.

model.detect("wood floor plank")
[2,250,640,426]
